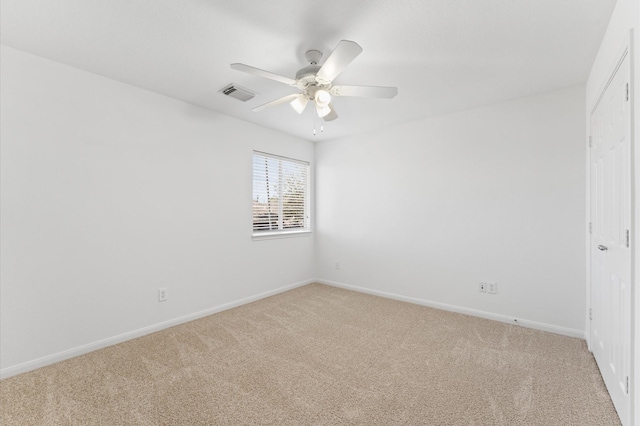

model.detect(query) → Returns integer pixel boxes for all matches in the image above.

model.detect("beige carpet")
[1,283,620,425]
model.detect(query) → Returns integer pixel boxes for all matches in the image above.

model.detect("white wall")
[0,45,315,377]
[315,86,586,335]
[586,0,640,422]
[0,32,620,387]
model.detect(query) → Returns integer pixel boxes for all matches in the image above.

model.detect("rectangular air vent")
[219,83,256,102]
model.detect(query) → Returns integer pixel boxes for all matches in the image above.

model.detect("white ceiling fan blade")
[290,94,309,114]
[252,94,300,112]
[315,40,363,84]
[330,85,398,98]
[323,104,338,121]
[230,63,297,86]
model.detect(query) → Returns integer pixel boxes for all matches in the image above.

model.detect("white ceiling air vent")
[219,83,256,102]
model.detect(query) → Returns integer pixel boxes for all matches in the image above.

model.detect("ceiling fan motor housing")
[295,65,322,89]
[295,49,329,93]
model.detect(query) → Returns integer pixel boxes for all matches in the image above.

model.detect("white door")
[589,51,631,425]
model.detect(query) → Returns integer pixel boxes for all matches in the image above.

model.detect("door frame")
[586,29,636,425]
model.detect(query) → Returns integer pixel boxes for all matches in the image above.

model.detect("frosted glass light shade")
[316,104,331,118]
[290,94,308,114]
[314,89,331,107]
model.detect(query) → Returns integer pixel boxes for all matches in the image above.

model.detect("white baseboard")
[0,279,313,380]
[316,279,585,339]
[2,278,585,379]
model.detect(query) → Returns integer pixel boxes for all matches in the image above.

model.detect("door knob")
[597,245,608,251]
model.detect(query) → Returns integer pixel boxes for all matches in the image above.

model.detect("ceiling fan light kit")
[316,104,331,118]
[230,40,398,126]
[314,89,331,107]
[290,94,309,114]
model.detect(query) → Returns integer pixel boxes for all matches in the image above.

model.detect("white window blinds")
[252,152,310,234]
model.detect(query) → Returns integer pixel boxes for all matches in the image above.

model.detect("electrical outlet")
[487,282,497,294]
[479,282,486,292]
[335,261,341,270]
[158,288,167,302]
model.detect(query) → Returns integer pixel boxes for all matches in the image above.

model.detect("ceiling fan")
[230,40,397,122]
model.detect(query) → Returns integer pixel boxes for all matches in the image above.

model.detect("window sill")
[252,230,312,241]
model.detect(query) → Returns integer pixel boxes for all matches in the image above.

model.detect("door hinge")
[589,222,592,234]
[625,83,630,102]
[588,136,592,147]
[626,376,629,394]
[626,229,630,248]
[589,308,592,321]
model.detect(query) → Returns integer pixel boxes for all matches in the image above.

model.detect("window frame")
[252,151,311,240]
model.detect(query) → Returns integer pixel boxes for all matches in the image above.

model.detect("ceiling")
[1,0,616,142]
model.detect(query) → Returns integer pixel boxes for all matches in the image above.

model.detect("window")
[252,151,310,237]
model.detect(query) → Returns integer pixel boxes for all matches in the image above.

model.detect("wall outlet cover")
[158,288,168,302]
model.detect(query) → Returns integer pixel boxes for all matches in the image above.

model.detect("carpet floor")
[1,283,620,425]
